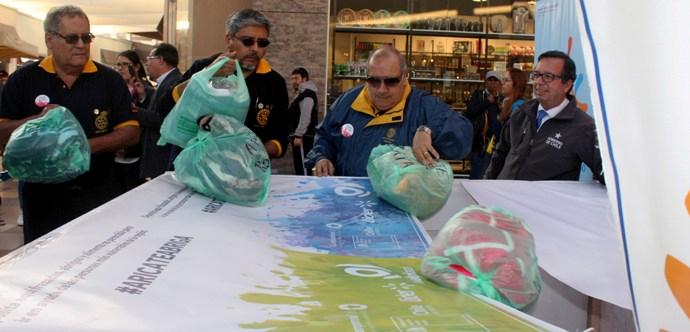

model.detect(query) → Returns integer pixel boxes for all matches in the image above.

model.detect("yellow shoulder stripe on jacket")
[351,83,411,127]
[39,55,97,74]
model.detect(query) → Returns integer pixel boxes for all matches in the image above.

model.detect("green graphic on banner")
[241,248,544,331]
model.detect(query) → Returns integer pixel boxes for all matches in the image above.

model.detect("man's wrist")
[416,125,432,137]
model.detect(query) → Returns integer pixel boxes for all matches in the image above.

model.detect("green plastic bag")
[173,114,271,206]
[421,206,541,309]
[159,57,250,147]
[2,106,90,183]
[366,145,453,219]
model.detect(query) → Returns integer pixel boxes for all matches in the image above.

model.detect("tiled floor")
[0,150,296,258]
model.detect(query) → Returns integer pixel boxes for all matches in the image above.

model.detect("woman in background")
[485,68,528,157]
[113,50,153,193]
[499,68,528,123]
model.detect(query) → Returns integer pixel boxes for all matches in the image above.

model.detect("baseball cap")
[485,70,501,81]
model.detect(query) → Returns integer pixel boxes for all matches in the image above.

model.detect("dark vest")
[288,88,318,137]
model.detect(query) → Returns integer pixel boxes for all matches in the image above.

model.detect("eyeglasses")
[51,32,95,44]
[529,71,562,83]
[366,75,403,88]
[233,36,270,48]
[115,62,133,68]
[146,55,161,61]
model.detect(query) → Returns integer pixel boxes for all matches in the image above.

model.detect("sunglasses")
[51,32,95,44]
[366,76,403,88]
[234,36,270,48]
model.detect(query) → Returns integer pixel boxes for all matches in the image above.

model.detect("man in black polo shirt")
[0,5,139,243]
[170,9,288,159]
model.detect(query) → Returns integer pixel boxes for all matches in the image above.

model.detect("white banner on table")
[462,180,631,309]
[576,1,690,331]
[0,174,556,331]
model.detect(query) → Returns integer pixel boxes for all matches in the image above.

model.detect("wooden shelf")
[334,26,409,34]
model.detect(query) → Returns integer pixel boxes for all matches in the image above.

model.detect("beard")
[239,54,260,72]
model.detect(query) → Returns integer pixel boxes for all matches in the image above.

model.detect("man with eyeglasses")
[0,5,139,243]
[484,50,604,182]
[305,46,473,177]
[168,8,288,160]
[139,43,182,179]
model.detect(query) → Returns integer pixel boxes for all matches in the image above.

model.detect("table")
[0,174,561,331]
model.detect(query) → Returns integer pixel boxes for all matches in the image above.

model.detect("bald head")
[367,46,407,75]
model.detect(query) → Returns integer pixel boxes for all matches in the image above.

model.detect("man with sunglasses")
[168,9,288,160]
[305,46,473,177]
[0,5,139,243]
[484,50,604,182]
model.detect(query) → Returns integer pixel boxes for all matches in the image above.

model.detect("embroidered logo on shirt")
[94,109,109,133]
[255,99,272,127]
[546,133,563,150]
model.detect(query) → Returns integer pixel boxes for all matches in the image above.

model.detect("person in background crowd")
[0,70,8,109]
[482,68,529,156]
[113,50,153,192]
[288,67,318,175]
[466,70,502,179]
[115,50,154,110]
[305,46,473,177]
[139,43,181,179]
[484,50,604,182]
[0,5,139,243]
[169,8,288,161]
[499,68,528,123]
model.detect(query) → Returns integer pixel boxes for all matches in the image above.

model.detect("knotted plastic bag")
[2,106,90,183]
[366,145,453,219]
[421,206,541,309]
[159,57,250,147]
[173,114,271,206]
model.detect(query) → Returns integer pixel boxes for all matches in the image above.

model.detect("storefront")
[328,0,535,110]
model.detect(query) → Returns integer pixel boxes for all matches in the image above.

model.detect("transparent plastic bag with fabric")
[173,114,271,206]
[421,205,542,309]
[159,57,250,147]
[366,144,453,219]
[2,106,90,183]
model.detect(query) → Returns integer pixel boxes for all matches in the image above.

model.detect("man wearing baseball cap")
[465,70,502,179]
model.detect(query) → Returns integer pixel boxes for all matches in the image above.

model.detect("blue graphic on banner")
[536,0,594,181]
[265,177,429,258]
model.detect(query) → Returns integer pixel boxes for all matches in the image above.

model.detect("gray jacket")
[484,98,604,181]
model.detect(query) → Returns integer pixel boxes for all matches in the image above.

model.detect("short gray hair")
[44,5,89,33]
[225,9,271,36]
[367,46,408,74]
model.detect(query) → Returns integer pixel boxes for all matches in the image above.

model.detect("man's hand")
[412,130,439,167]
[208,51,238,77]
[292,137,302,148]
[314,159,334,177]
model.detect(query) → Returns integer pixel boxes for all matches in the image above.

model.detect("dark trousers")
[469,151,491,179]
[291,136,314,176]
[113,160,145,194]
[22,176,121,243]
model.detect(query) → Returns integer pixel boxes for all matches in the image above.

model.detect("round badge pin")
[34,94,50,108]
[341,123,354,138]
